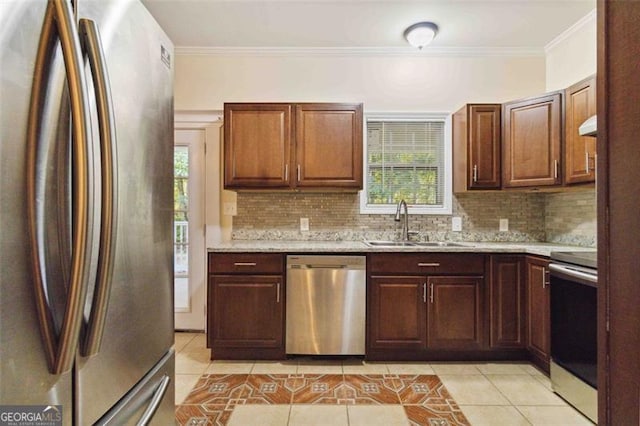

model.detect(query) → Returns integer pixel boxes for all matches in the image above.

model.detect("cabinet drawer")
[209,253,284,274]
[369,253,484,275]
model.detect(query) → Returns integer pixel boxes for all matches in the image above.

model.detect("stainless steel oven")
[549,251,597,423]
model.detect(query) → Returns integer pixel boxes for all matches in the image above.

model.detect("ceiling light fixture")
[404,22,439,49]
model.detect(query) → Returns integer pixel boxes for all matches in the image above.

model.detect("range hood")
[579,115,597,136]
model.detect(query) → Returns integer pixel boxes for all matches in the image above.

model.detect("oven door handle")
[549,263,597,287]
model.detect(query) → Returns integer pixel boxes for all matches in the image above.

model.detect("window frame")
[359,112,453,215]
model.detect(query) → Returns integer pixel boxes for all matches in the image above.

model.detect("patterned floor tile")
[404,405,470,426]
[290,374,344,404]
[182,374,248,406]
[243,374,294,404]
[340,375,402,405]
[175,404,234,426]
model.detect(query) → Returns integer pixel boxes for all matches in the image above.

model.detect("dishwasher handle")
[303,264,347,269]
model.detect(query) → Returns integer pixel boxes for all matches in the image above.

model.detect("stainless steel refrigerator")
[1,0,175,424]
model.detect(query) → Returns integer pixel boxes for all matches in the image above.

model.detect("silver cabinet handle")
[79,18,118,358]
[418,262,440,267]
[284,163,289,181]
[554,160,559,179]
[234,262,257,266]
[297,164,301,182]
[542,267,549,288]
[276,283,281,303]
[473,164,478,182]
[585,151,590,174]
[27,0,93,375]
[137,375,171,426]
[430,283,434,303]
[423,283,427,303]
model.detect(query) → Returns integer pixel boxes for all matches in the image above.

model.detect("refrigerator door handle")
[78,18,119,358]
[26,0,93,375]
[136,375,171,426]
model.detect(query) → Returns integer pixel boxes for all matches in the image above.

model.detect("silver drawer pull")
[418,262,440,267]
[234,262,257,266]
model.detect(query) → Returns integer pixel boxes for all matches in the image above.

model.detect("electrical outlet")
[300,217,310,232]
[223,202,237,216]
[451,216,462,232]
[499,218,509,232]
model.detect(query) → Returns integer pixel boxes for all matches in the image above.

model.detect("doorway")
[174,129,206,330]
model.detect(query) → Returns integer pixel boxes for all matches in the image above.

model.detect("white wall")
[175,53,546,112]
[545,10,597,91]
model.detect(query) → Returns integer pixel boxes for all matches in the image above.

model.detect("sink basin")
[411,242,467,247]
[364,240,417,247]
[363,240,468,248]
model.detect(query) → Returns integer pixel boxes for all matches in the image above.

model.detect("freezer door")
[95,349,175,425]
[73,0,175,424]
[0,2,73,422]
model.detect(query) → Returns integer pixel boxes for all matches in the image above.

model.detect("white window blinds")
[365,119,446,208]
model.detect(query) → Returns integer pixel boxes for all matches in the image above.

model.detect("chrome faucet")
[394,199,410,241]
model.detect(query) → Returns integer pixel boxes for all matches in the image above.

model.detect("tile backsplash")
[231,188,596,247]
[545,189,596,247]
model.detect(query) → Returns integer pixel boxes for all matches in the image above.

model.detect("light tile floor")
[174,332,593,426]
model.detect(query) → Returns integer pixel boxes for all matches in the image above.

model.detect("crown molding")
[545,8,596,54]
[175,46,544,58]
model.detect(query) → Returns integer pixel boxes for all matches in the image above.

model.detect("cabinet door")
[208,275,283,349]
[489,256,525,348]
[427,276,484,350]
[295,103,363,189]
[564,76,596,184]
[224,103,291,188]
[526,257,550,371]
[453,104,501,192]
[368,276,426,350]
[503,93,562,188]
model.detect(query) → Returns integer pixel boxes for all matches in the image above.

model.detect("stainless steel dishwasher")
[286,255,366,355]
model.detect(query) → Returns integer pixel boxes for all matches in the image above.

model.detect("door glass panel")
[174,146,189,311]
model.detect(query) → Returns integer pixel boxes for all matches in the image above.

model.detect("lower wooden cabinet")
[367,253,487,359]
[427,276,484,350]
[526,256,551,372]
[489,255,526,348]
[207,253,285,359]
[368,276,427,350]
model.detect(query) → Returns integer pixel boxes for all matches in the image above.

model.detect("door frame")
[174,111,222,331]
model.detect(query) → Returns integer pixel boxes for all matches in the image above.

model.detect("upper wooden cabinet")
[295,103,363,188]
[453,104,502,192]
[564,75,596,185]
[224,103,292,188]
[224,102,363,190]
[502,92,562,188]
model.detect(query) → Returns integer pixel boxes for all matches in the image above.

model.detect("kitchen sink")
[411,241,467,247]
[363,240,469,248]
[364,240,417,247]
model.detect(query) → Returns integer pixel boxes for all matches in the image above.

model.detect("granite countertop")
[207,240,595,258]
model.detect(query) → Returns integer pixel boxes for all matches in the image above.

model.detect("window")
[360,114,452,214]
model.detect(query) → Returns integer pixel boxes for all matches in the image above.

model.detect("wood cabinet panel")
[368,276,427,350]
[369,253,484,275]
[453,104,501,192]
[526,256,550,372]
[503,93,562,188]
[209,253,283,274]
[224,103,291,188]
[295,103,363,188]
[564,75,596,184]
[208,275,283,349]
[489,256,525,348]
[426,276,484,350]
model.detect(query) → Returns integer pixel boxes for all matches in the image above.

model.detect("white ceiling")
[142,0,596,53]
